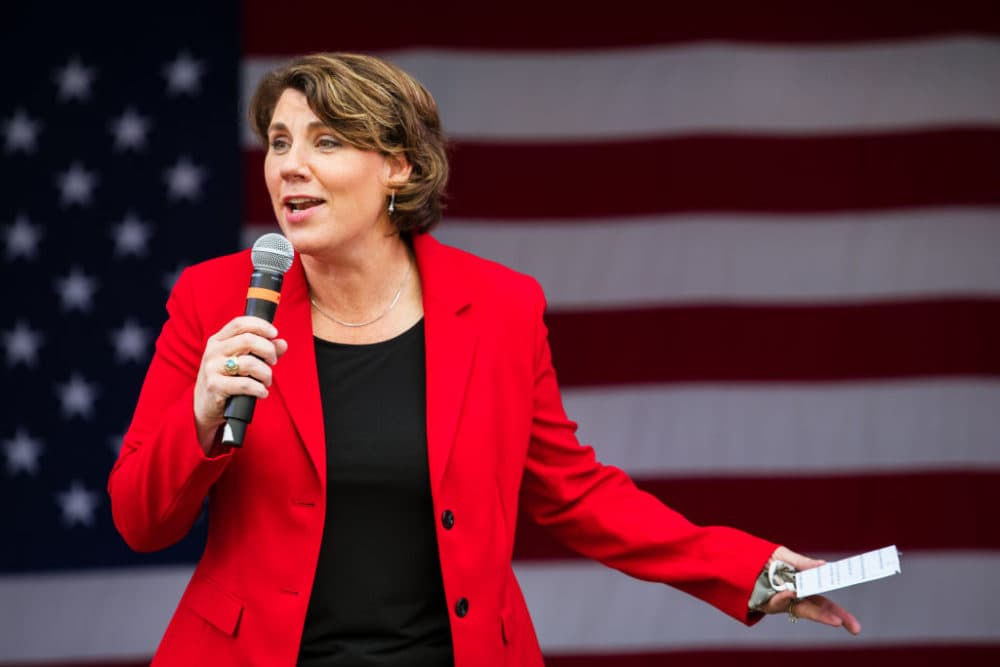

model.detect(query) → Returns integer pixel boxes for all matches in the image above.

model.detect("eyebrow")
[267,121,330,134]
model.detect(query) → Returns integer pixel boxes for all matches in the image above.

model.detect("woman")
[109,53,859,666]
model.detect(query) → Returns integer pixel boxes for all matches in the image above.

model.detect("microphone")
[222,232,295,447]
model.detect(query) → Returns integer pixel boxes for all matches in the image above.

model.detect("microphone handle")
[222,269,283,447]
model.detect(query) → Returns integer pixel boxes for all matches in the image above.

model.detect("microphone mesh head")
[251,233,294,274]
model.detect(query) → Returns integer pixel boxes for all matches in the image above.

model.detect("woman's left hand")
[758,546,862,635]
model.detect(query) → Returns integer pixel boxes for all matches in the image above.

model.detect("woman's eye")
[317,136,341,149]
[269,137,289,152]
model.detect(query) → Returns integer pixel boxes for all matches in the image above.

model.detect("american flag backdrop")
[3,1,1000,665]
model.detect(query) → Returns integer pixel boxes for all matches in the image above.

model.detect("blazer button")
[441,509,455,530]
[454,597,469,618]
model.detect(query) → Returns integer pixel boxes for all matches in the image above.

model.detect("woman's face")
[263,88,394,257]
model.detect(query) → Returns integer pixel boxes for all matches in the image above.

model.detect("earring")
[388,191,396,215]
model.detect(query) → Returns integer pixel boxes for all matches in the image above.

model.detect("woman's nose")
[279,144,309,180]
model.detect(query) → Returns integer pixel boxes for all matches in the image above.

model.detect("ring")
[787,598,798,623]
[222,356,240,376]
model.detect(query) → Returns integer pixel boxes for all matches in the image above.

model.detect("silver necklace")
[310,260,412,328]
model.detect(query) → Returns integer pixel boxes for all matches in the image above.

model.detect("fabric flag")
[4,1,1000,665]
[0,2,240,664]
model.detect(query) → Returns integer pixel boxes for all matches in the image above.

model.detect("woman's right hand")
[193,316,289,454]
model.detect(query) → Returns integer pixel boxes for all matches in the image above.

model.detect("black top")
[298,320,453,667]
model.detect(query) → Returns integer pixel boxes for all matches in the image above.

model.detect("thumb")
[773,545,825,571]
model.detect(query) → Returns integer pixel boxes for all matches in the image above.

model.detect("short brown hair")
[249,53,449,235]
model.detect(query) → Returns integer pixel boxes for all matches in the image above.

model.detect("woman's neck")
[300,232,413,324]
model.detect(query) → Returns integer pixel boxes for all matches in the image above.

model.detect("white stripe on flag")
[246,207,1000,307]
[0,567,185,663]
[563,379,1000,476]
[514,552,1000,652]
[2,553,996,661]
[242,37,1000,143]
[435,208,1000,307]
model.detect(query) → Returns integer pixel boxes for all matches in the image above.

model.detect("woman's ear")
[384,153,413,189]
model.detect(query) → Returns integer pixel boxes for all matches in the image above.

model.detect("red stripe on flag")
[545,299,1000,386]
[513,471,1000,560]
[243,1,1000,52]
[244,130,1000,221]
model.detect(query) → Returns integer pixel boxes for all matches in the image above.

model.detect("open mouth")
[285,198,324,212]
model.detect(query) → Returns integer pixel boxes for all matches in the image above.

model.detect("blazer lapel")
[415,234,477,494]
[271,257,326,483]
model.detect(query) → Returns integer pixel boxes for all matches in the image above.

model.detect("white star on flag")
[57,162,98,207]
[109,107,151,151]
[3,429,43,476]
[164,156,206,201]
[111,320,151,363]
[111,212,152,257]
[4,320,43,367]
[57,480,100,527]
[56,267,98,312]
[4,213,43,260]
[55,57,96,101]
[164,51,204,95]
[56,374,99,420]
[3,109,41,154]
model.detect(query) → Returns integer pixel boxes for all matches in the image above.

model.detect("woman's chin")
[281,229,349,261]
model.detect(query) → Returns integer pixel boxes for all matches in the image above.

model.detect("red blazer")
[109,233,777,666]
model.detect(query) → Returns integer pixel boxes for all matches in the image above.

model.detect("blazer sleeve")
[516,282,778,624]
[108,267,235,553]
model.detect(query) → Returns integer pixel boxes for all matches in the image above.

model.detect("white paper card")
[794,545,901,598]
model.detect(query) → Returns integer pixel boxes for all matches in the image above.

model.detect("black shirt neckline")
[313,317,424,351]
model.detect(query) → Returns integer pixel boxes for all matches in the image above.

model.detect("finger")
[794,596,862,635]
[196,371,269,426]
[772,545,825,571]
[273,338,289,357]
[221,332,282,365]
[217,375,270,399]
[217,354,273,394]
[793,596,842,628]
[212,316,278,342]
[811,596,863,635]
